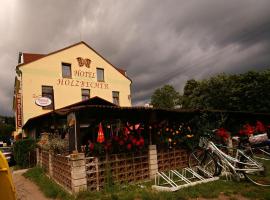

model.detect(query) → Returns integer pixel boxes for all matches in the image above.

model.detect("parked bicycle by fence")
[188,130,270,186]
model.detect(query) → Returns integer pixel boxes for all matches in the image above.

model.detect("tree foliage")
[0,116,15,142]
[182,70,270,112]
[151,85,181,109]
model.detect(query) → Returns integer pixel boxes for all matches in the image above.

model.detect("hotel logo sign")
[77,57,91,68]
[35,97,52,107]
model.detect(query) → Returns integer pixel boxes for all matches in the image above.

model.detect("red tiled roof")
[115,68,126,76]
[22,53,46,64]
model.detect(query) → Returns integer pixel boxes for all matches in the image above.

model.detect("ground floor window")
[81,89,90,100]
[112,91,119,105]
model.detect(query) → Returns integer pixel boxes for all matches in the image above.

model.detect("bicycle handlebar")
[201,129,218,138]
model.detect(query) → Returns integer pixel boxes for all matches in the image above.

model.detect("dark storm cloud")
[1,0,270,115]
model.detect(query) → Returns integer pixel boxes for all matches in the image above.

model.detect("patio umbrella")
[97,123,105,143]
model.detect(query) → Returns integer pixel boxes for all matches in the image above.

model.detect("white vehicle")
[0,147,12,164]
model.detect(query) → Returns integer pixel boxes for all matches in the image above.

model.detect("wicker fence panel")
[41,151,49,172]
[157,148,188,172]
[86,151,149,191]
[52,154,72,191]
[85,157,99,191]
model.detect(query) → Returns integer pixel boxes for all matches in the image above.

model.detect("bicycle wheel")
[188,147,205,168]
[188,148,219,177]
[251,144,270,161]
[240,149,270,186]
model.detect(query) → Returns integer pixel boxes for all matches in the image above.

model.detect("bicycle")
[233,133,270,161]
[188,131,270,186]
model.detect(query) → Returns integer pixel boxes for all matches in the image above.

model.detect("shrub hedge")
[13,138,36,168]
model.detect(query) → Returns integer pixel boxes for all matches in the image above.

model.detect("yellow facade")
[14,42,132,134]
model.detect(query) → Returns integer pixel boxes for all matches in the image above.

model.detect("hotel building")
[13,41,132,135]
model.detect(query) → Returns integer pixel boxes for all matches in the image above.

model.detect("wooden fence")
[38,145,189,193]
[85,151,149,191]
[52,154,72,191]
[157,148,188,172]
[41,150,49,172]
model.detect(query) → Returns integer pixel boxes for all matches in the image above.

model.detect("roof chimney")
[18,52,23,64]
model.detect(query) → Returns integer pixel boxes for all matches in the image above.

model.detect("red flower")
[132,138,137,145]
[113,136,119,142]
[239,129,245,135]
[119,140,124,146]
[139,137,145,146]
[128,135,133,140]
[216,128,229,139]
[127,143,132,150]
[239,124,255,136]
[244,124,255,135]
[256,121,265,133]
[124,127,130,135]
[89,143,94,151]
[123,136,128,141]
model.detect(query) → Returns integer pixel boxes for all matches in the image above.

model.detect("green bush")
[13,138,36,168]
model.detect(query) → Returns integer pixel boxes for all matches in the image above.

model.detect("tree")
[182,70,270,112]
[182,79,200,108]
[0,116,15,142]
[151,85,181,109]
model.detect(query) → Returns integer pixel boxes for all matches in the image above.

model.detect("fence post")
[70,153,87,193]
[40,149,43,168]
[48,151,53,176]
[148,145,158,179]
[36,148,40,166]
[95,157,100,191]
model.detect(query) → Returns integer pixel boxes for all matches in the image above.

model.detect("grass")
[75,178,270,200]
[24,166,270,200]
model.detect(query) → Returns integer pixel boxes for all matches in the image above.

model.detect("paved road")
[12,169,51,200]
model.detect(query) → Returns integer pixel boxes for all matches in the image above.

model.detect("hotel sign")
[57,78,109,89]
[56,57,109,89]
[16,93,22,128]
[35,97,52,107]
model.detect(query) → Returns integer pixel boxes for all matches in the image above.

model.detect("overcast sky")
[1,0,270,116]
